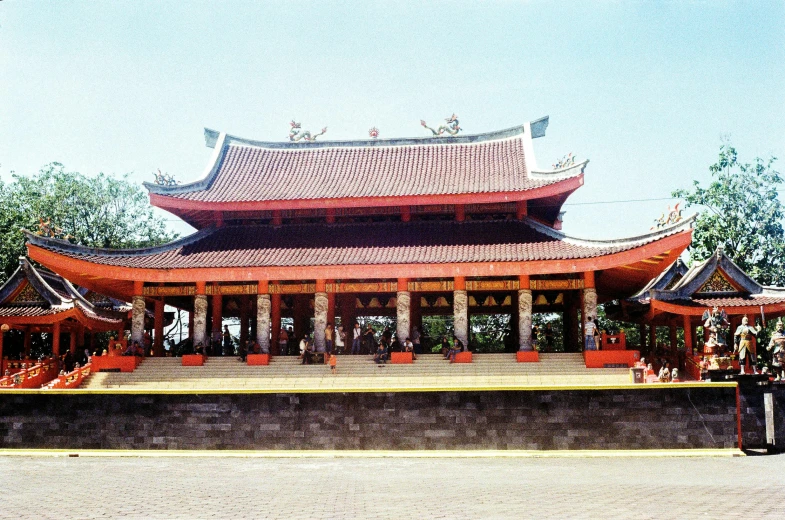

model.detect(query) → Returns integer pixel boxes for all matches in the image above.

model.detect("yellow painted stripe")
[0,382,737,395]
[0,449,745,458]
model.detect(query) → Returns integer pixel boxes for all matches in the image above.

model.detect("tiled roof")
[685,295,785,307]
[146,123,585,204]
[0,258,125,325]
[0,305,63,317]
[26,218,690,270]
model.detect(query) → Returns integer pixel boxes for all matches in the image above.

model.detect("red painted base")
[516,351,539,362]
[182,354,205,367]
[92,356,142,373]
[453,352,473,363]
[247,354,270,366]
[391,352,413,364]
[583,350,640,368]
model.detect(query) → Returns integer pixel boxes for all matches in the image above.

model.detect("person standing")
[411,326,421,355]
[335,324,346,354]
[222,325,233,356]
[584,316,598,351]
[325,322,334,354]
[279,327,289,356]
[351,322,362,355]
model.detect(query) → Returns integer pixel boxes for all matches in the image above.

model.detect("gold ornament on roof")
[421,114,461,136]
[35,218,72,240]
[652,203,684,230]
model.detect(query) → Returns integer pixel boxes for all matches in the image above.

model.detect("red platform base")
[91,356,142,373]
[452,352,472,363]
[516,351,539,362]
[247,354,270,366]
[181,354,206,366]
[390,352,413,364]
[583,350,640,368]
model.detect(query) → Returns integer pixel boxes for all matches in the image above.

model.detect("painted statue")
[153,169,178,186]
[733,316,761,375]
[420,114,461,136]
[703,306,729,351]
[767,318,785,381]
[289,121,327,142]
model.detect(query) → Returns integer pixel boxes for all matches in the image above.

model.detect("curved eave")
[0,305,123,330]
[27,228,692,301]
[149,175,584,227]
[649,299,785,318]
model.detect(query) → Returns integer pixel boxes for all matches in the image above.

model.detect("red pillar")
[153,299,164,357]
[69,328,77,355]
[212,293,222,353]
[52,321,61,357]
[271,293,281,354]
[683,315,693,356]
[340,292,355,331]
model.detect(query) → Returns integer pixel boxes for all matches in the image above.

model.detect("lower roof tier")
[25,217,693,301]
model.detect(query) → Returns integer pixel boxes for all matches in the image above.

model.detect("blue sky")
[1,1,783,239]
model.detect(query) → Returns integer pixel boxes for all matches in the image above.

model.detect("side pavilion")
[24,118,693,355]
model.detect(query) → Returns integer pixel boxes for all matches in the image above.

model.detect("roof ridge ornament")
[420,114,461,137]
[651,202,684,230]
[35,218,72,241]
[153,169,179,186]
[368,127,379,139]
[552,153,575,169]
[289,120,327,142]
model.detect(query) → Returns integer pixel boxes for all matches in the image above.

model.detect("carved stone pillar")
[193,294,208,347]
[131,295,146,346]
[256,294,271,354]
[518,289,533,351]
[583,287,598,324]
[396,291,411,342]
[453,290,469,347]
[314,292,328,352]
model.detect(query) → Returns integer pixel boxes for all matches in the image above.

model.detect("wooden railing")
[44,363,92,389]
[0,358,60,389]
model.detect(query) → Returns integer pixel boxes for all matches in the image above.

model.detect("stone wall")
[738,382,785,449]
[0,388,738,450]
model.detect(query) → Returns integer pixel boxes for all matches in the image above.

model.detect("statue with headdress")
[702,306,729,353]
[767,318,785,381]
[733,316,761,375]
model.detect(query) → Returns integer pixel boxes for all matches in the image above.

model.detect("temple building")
[0,257,127,364]
[23,117,694,355]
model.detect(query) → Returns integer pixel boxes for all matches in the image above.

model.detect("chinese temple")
[22,117,695,357]
[0,257,127,365]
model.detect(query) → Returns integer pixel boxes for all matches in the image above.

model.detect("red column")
[516,200,528,219]
[271,293,281,354]
[340,293,356,331]
[154,299,165,357]
[69,328,77,355]
[212,293,222,351]
[455,205,466,222]
[683,315,693,356]
[52,322,61,357]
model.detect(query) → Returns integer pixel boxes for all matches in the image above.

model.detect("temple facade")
[23,117,693,355]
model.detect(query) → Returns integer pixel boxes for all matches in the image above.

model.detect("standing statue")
[733,316,761,375]
[289,121,327,142]
[420,114,461,136]
[767,318,785,381]
[702,306,729,353]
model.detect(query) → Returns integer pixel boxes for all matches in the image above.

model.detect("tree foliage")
[673,145,785,285]
[0,163,177,283]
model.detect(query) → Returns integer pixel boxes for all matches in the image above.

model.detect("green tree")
[673,145,785,285]
[0,162,177,283]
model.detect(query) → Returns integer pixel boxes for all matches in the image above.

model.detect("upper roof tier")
[146,117,587,228]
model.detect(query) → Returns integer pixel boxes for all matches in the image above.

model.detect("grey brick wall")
[0,388,739,450]
[738,383,785,449]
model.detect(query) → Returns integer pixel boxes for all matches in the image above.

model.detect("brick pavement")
[2,454,784,519]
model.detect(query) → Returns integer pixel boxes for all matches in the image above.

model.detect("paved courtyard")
[2,453,785,519]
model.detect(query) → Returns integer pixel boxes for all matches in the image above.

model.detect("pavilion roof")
[0,258,126,328]
[145,118,587,227]
[26,217,692,271]
[627,248,785,316]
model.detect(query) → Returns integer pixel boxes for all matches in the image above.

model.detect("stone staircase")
[80,353,631,391]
